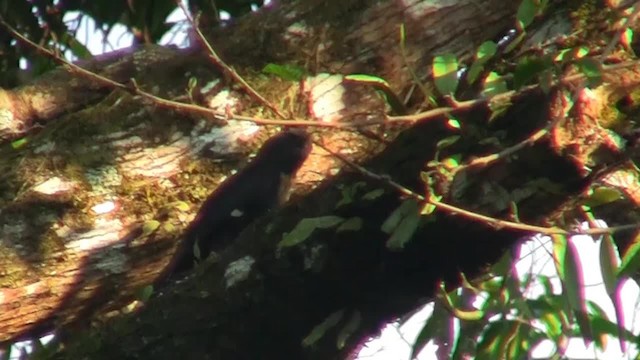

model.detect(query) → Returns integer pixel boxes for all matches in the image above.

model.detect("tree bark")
[2,0,639,359]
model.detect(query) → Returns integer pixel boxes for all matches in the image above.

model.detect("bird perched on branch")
[167,129,312,275]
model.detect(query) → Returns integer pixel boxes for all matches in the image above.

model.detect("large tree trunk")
[1,0,639,359]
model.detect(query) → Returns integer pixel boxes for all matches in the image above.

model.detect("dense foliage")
[2,0,640,359]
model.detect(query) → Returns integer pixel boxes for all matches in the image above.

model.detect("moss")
[568,0,616,49]
[598,99,624,130]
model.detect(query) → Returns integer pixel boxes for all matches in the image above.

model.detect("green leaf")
[381,200,421,250]
[612,289,627,352]
[386,206,420,251]
[63,33,92,59]
[136,285,154,302]
[506,325,525,360]
[344,74,407,114]
[600,234,620,296]
[420,195,440,215]
[538,69,553,94]
[11,138,28,149]
[142,220,160,236]
[336,182,366,208]
[562,239,583,310]
[336,311,361,349]
[432,54,459,96]
[622,27,634,49]
[551,235,568,285]
[482,71,508,97]
[467,41,498,84]
[279,216,345,247]
[538,275,555,296]
[1,343,11,360]
[381,199,419,234]
[554,48,573,62]
[487,92,512,124]
[188,76,198,91]
[173,201,190,212]
[589,300,631,352]
[451,308,489,358]
[344,73,390,87]
[302,309,345,347]
[447,118,461,129]
[576,46,589,58]
[476,320,516,360]
[336,217,362,232]
[477,40,498,59]
[265,222,275,234]
[513,56,553,89]
[539,307,563,340]
[441,156,460,170]
[562,239,592,341]
[619,232,640,277]
[590,312,631,349]
[598,235,626,352]
[32,337,45,352]
[262,63,305,81]
[585,301,611,349]
[193,241,201,260]
[517,0,538,29]
[477,277,504,295]
[411,303,447,359]
[362,188,384,200]
[577,57,602,86]
[435,135,460,150]
[585,186,623,207]
[490,250,513,277]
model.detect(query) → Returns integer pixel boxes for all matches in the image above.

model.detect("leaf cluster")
[0,0,263,87]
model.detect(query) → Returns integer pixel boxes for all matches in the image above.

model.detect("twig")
[314,141,640,238]
[458,87,571,171]
[386,60,640,124]
[175,1,286,119]
[600,1,640,60]
[3,16,640,133]
[3,16,638,239]
[0,17,352,129]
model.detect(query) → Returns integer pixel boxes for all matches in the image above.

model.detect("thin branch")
[458,89,570,172]
[386,60,640,124]
[600,1,640,60]
[2,15,638,240]
[0,19,130,91]
[3,16,640,134]
[314,141,640,238]
[0,18,348,129]
[175,1,287,119]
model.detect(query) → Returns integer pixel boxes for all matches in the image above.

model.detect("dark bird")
[167,129,312,275]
